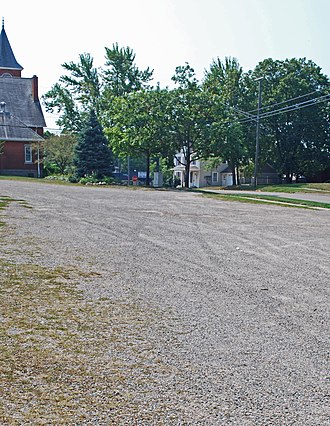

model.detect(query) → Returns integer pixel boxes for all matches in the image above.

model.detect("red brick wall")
[0,69,21,77]
[0,140,39,176]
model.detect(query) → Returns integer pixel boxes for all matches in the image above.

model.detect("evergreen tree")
[74,110,113,178]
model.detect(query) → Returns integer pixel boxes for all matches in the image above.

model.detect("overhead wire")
[247,89,325,114]
[214,88,330,128]
[226,92,330,127]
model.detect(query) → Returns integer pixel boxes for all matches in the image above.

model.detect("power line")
[214,88,330,126]
[247,89,325,114]
[234,93,330,126]
[260,93,330,119]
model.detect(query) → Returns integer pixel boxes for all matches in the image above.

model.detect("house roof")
[0,77,46,127]
[0,21,23,71]
[219,165,231,173]
[0,111,44,142]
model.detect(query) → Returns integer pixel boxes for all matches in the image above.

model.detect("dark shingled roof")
[0,23,23,70]
[0,77,46,127]
[0,111,44,141]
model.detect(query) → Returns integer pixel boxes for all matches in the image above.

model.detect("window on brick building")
[24,145,32,163]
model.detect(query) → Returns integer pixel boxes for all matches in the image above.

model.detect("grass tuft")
[0,195,188,423]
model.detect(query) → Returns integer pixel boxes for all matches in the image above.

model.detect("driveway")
[1,180,329,425]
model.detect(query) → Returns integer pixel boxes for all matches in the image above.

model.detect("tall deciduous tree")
[60,53,101,113]
[204,57,249,185]
[42,84,82,132]
[42,133,77,175]
[43,53,101,131]
[168,64,216,188]
[103,43,153,97]
[104,87,172,185]
[253,58,330,182]
[43,45,154,133]
[74,110,113,178]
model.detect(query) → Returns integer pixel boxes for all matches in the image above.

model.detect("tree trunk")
[285,172,292,184]
[231,163,237,186]
[184,143,191,188]
[146,152,150,186]
[184,162,190,188]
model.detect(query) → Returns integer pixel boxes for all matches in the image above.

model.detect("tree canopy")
[43,45,330,184]
[42,133,77,175]
[252,58,330,182]
[103,87,171,185]
[204,57,250,185]
[167,64,217,187]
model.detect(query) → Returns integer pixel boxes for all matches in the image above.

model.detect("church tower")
[0,20,46,178]
[0,19,23,77]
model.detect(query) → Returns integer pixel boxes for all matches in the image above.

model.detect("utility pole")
[253,77,263,188]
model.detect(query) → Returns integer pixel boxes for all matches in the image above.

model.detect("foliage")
[103,87,172,185]
[203,57,250,185]
[168,63,217,187]
[43,46,154,133]
[74,110,113,178]
[252,58,330,182]
[41,133,77,175]
[103,43,153,97]
[44,45,330,184]
[42,53,100,132]
[60,53,101,113]
[42,83,83,132]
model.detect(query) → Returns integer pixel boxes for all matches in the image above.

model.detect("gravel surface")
[1,180,329,425]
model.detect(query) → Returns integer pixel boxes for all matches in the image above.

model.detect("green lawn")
[201,192,330,209]
[232,183,330,193]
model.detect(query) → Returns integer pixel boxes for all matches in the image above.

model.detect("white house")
[173,153,233,188]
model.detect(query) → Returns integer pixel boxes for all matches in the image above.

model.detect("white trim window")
[24,145,33,164]
[212,171,218,183]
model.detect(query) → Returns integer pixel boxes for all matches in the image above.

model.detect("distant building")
[0,20,46,177]
[173,152,233,188]
[239,163,281,185]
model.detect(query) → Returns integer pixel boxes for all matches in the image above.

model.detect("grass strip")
[232,193,330,208]
[229,183,330,193]
[200,192,330,209]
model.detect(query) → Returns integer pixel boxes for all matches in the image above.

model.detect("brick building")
[0,20,46,177]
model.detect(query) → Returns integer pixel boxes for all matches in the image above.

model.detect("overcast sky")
[2,0,330,129]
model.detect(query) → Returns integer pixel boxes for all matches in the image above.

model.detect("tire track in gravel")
[1,181,329,425]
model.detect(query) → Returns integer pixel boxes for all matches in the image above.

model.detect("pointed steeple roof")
[0,19,23,71]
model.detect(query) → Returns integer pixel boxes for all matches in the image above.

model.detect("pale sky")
[2,0,330,130]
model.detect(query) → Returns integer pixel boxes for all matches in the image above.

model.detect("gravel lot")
[1,180,329,425]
